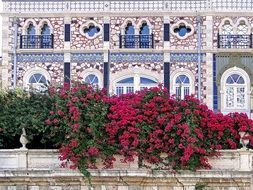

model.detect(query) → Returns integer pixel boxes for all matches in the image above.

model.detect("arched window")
[175,74,191,99]
[220,67,250,116]
[27,73,48,92]
[225,74,246,109]
[27,23,36,48]
[221,21,233,35]
[115,76,158,95]
[84,74,99,87]
[139,22,150,48]
[237,21,248,35]
[124,22,135,48]
[41,23,51,48]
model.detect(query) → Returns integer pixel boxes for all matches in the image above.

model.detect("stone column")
[203,15,213,108]
[64,15,71,83]
[1,15,12,89]
[103,16,110,92]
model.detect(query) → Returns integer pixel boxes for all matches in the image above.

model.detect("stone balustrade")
[0,148,253,189]
[2,0,253,13]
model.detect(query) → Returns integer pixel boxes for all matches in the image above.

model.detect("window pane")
[184,87,190,96]
[85,74,99,84]
[226,87,234,108]
[140,77,157,84]
[126,86,134,93]
[176,87,181,98]
[117,77,134,84]
[116,87,124,95]
[237,87,245,108]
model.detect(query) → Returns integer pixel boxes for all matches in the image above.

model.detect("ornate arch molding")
[136,18,153,34]
[218,18,235,34]
[235,17,251,34]
[80,68,103,88]
[170,68,195,94]
[22,19,37,35]
[170,20,194,40]
[38,19,54,34]
[217,63,253,86]
[110,67,162,94]
[23,67,51,88]
[79,20,103,40]
[120,18,137,34]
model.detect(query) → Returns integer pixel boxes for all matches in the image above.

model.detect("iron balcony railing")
[119,34,154,49]
[20,34,54,49]
[218,33,252,49]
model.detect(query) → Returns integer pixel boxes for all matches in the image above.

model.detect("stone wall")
[0,149,252,190]
[71,17,104,50]
[170,16,207,50]
[18,17,64,49]
[110,16,163,49]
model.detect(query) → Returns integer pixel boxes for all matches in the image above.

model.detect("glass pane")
[117,77,134,84]
[184,87,190,96]
[226,87,234,108]
[41,24,50,35]
[176,75,190,84]
[27,23,36,35]
[140,23,149,35]
[116,87,124,95]
[237,24,247,35]
[226,74,245,84]
[126,86,134,93]
[237,87,245,108]
[176,87,181,98]
[140,77,157,84]
[222,24,233,35]
[85,74,99,84]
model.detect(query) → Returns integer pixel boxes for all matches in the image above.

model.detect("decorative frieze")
[71,53,103,62]
[110,53,163,63]
[17,53,64,63]
[170,53,205,63]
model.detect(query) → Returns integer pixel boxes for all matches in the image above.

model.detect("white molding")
[80,68,103,88]
[170,20,194,40]
[37,19,54,34]
[79,20,103,40]
[22,19,37,35]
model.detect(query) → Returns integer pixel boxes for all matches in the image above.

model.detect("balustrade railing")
[119,34,154,49]
[217,34,252,49]
[20,34,54,49]
[4,0,253,13]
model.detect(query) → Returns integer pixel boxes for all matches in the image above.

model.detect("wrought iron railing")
[119,34,154,49]
[218,34,252,49]
[20,34,54,49]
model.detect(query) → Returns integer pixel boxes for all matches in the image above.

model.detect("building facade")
[1,0,253,117]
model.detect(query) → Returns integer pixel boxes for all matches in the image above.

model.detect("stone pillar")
[103,16,110,92]
[1,15,12,89]
[17,149,28,169]
[203,15,213,108]
[64,16,71,83]
[238,150,252,171]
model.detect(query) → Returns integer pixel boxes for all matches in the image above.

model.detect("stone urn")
[239,131,249,149]
[20,128,29,149]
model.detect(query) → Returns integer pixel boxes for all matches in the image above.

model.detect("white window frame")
[171,69,195,99]
[80,68,103,89]
[220,66,250,116]
[23,68,51,92]
[114,75,158,95]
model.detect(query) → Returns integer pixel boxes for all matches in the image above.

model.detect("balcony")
[119,34,154,49]
[218,34,252,49]
[20,34,54,49]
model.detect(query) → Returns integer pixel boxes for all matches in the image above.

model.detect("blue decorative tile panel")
[110,53,163,63]
[17,53,64,63]
[71,53,103,62]
[213,54,218,112]
[170,53,205,63]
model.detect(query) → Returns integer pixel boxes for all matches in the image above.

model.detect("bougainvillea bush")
[46,83,253,179]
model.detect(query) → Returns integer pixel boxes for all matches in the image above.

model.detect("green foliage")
[0,89,53,148]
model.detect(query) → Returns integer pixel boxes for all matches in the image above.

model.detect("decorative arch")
[79,20,103,40]
[219,18,235,34]
[80,68,103,88]
[235,17,251,35]
[136,18,153,34]
[110,68,162,95]
[23,67,51,92]
[38,19,53,34]
[170,68,195,98]
[220,66,251,115]
[170,20,194,40]
[22,19,37,35]
[120,19,137,35]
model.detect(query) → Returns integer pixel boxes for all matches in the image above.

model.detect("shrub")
[0,89,52,148]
